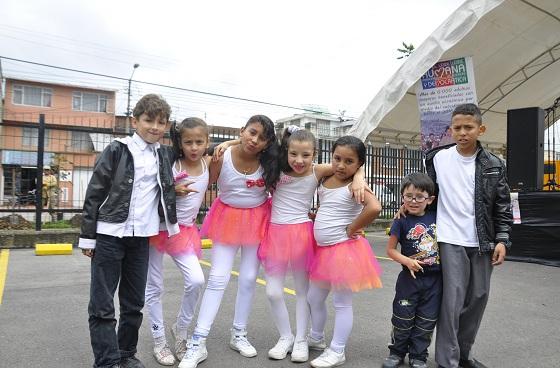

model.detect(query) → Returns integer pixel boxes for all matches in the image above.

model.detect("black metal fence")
[0,117,424,227]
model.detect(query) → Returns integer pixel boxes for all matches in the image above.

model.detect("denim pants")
[88,234,149,368]
[389,270,442,362]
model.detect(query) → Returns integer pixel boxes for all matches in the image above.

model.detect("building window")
[70,131,94,151]
[317,119,330,137]
[22,127,50,147]
[12,85,52,107]
[72,92,108,112]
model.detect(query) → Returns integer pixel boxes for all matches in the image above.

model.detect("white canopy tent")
[348,0,560,151]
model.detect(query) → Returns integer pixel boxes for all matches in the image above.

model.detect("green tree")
[397,42,415,59]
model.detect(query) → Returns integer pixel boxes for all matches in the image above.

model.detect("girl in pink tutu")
[146,117,230,366]
[308,135,383,368]
[179,115,279,368]
[259,126,366,363]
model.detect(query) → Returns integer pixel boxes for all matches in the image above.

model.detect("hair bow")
[246,178,265,188]
[287,125,302,134]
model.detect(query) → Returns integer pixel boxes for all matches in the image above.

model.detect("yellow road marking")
[199,259,296,296]
[376,256,392,261]
[0,249,9,305]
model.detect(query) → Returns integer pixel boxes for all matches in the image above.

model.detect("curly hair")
[132,94,171,122]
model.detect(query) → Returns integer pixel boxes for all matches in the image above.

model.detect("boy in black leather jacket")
[424,103,512,368]
[79,94,179,368]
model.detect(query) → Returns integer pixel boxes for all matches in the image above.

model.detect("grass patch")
[42,220,73,229]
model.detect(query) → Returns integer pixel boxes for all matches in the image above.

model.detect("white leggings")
[145,246,205,340]
[307,283,353,352]
[193,243,260,337]
[265,270,310,341]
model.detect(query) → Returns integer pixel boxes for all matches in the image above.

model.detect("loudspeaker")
[506,107,544,191]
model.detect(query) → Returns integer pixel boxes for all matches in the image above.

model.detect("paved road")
[0,232,559,367]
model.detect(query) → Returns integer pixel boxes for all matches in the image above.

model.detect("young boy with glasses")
[382,172,439,368]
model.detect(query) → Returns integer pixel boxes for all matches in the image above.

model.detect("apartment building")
[274,113,355,140]
[1,77,116,208]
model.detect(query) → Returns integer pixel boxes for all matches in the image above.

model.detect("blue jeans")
[88,234,149,368]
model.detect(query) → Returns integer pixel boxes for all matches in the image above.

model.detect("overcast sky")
[1,0,464,127]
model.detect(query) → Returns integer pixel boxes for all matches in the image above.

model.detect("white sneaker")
[171,323,188,360]
[307,335,327,350]
[310,348,346,368]
[178,338,208,368]
[268,335,294,360]
[229,328,257,357]
[153,343,176,366]
[290,339,309,362]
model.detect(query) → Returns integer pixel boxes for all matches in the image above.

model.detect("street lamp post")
[126,63,140,120]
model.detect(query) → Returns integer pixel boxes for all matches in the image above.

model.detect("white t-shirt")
[271,167,318,224]
[433,146,479,247]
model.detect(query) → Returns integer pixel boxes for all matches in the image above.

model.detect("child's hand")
[405,258,424,279]
[346,225,364,239]
[351,182,374,204]
[393,204,407,220]
[492,242,506,266]
[81,249,94,258]
[351,180,366,204]
[175,181,198,197]
[212,140,237,161]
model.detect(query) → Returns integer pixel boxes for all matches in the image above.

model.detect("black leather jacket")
[424,142,512,253]
[80,138,178,242]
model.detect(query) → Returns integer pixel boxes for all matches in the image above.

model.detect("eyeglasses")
[402,194,430,203]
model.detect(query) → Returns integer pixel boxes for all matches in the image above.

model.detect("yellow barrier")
[35,243,73,256]
[201,239,212,249]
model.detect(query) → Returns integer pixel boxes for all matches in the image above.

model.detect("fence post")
[35,114,45,231]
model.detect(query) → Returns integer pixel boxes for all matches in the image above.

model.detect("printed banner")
[416,56,477,151]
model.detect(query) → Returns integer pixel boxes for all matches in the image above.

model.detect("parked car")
[371,184,398,209]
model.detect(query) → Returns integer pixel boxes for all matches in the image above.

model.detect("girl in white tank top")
[183,115,280,367]
[146,118,229,365]
[258,127,368,363]
[307,136,383,368]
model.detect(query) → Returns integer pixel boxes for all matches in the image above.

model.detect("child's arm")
[315,164,369,203]
[491,161,512,266]
[386,234,424,279]
[212,139,240,161]
[79,144,117,253]
[346,189,381,237]
[207,155,223,185]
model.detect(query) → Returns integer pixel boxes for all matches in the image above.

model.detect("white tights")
[145,246,205,340]
[307,283,353,352]
[193,243,260,337]
[265,270,309,340]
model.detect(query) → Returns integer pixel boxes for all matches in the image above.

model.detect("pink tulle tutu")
[200,197,271,246]
[149,225,202,258]
[309,236,383,292]
[258,222,316,275]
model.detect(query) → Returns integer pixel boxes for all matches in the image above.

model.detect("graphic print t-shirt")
[389,211,440,273]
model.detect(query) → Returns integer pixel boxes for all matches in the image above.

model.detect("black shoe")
[409,359,427,368]
[120,356,145,368]
[459,358,488,368]
[382,354,404,368]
